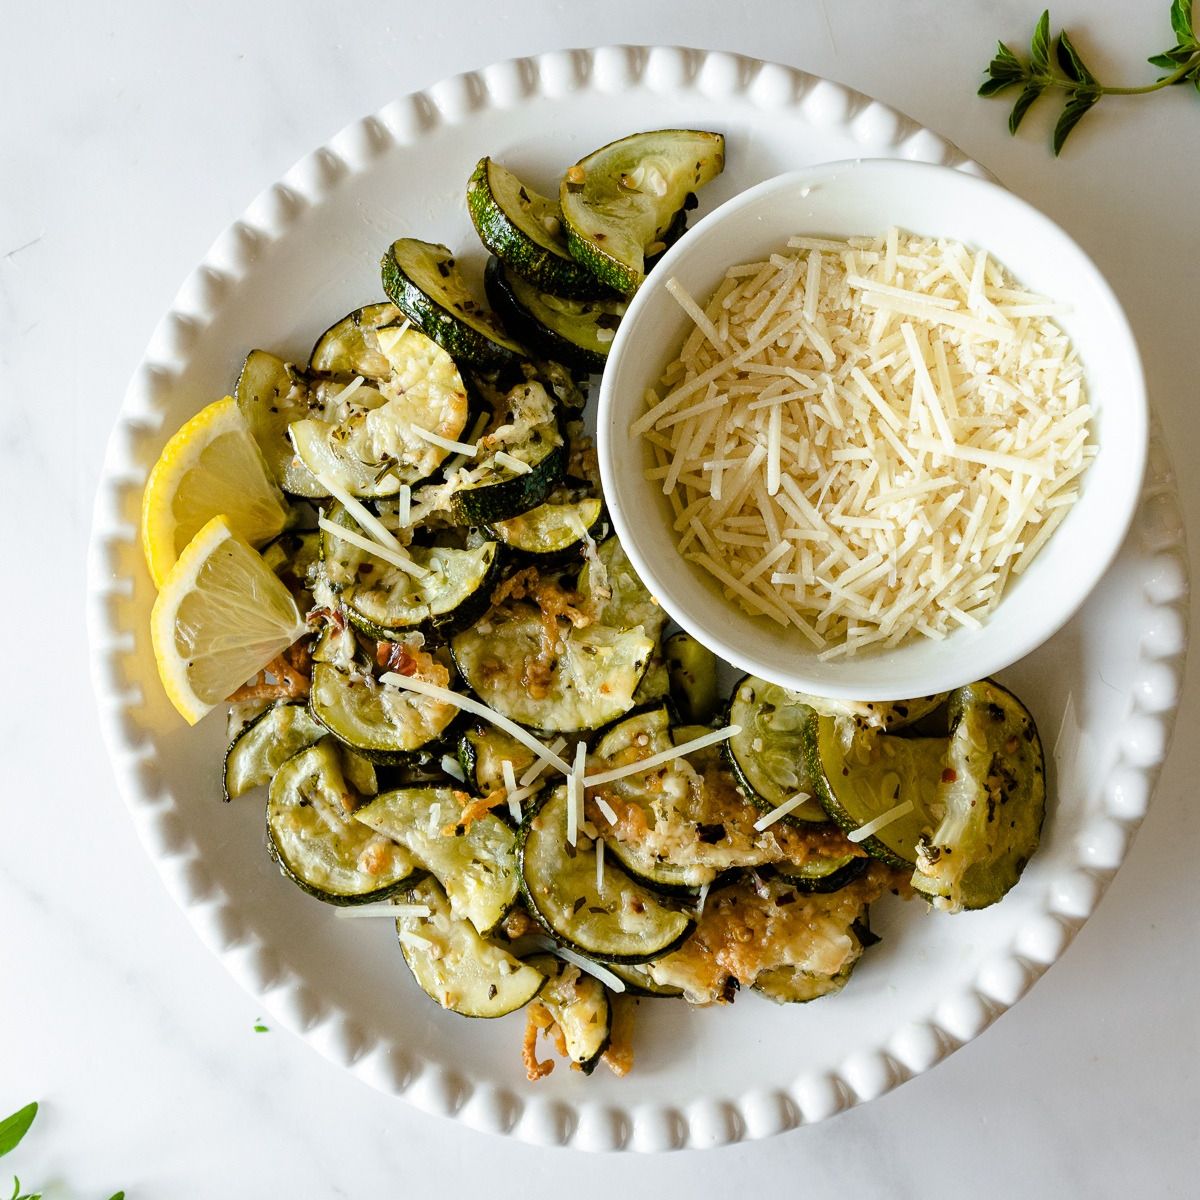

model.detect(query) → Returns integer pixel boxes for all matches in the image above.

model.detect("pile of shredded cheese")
[636,229,1095,658]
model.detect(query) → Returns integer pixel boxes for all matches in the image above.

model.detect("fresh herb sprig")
[981,2,1200,153]
[1,1102,123,1200]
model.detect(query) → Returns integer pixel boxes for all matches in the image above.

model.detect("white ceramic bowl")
[599,159,1148,700]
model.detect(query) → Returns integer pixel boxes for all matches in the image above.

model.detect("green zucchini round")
[559,129,725,295]
[483,256,626,374]
[397,878,546,1018]
[266,740,417,905]
[517,788,694,963]
[466,157,606,299]
[381,238,525,370]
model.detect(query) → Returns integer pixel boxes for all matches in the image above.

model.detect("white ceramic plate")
[87,46,1189,1151]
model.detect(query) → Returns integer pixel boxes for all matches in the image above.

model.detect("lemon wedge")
[151,515,308,725]
[141,396,290,587]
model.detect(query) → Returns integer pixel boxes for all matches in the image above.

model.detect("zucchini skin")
[722,676,831,828]
[307,302,402,380]
[448,441,567,525]
[485,497,608,565]
[559,129,725,295]
[772,856,869,895]
[483,256,612,374]
[265,741,418,905]
[466,157,606,299]
[380,239,524,370]
[516,789,695,964]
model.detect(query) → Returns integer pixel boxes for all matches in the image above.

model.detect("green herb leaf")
[1057,31,1097,82]
[1031,10,1052,71]
[107,1192,126,1199]
[0,1106,37,1159]
[979,76,1022,97]
[993,40,1024,70]
[1148,45,1195,67]
[1053,91,1101,154]
[1009,81,1047,132]
[1170,0,1196,47]
[7,1178,16,1200]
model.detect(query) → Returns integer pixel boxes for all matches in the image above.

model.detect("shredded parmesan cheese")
[751,791,813,832]
[379,672,572,774]
[583,725,740,787]
[317,516,428,580]
[334,903,431,919]
[642,230,1093,653]
[494,450,534,475]
[410,423,479,456]
[502,758,522,824]
[846,798,915,843]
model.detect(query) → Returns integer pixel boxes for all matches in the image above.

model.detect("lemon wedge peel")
[141,396,290,588]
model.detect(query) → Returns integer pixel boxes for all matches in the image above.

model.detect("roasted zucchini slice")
[223,700,326,800]
[773,852,868,894]
[605,962,684,998]
[664,631,719,724]
[911,680,1045,912]
[559,129,725,295]
[522,954,612,1073]
[234,349,328,498]
[266,739,416,904]
[308,302,401,380]
[484,256,627,374]
[381,238,525,369]
[457,724,539,797]
[645,872,877,1005]
[518,788,694,962]
[466,157,605,298]
[397,878,546,1018]
[448,380,565,525]
[589,707,852,889]
[290,325,470,497]
[804,713,945,870]
[451,606,654,734]
[355,787,520,936]
[753,960,858,1005]
[724,676,829,825]
[578,536,666,640]
[487,497,606,561]
[309,661,458,762]
[320,506,500,638]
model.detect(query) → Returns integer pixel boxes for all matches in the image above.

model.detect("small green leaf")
[1057,31,1097,82]
[1053,91,1101,155]
[0,1105,37,1159]
[107,1192,126,1200]
[7,1178,17,1200]
[1031,10,1052,71]
[993,40,1023,70]
[979,76,1021,97]
[1148,45,1195,67]
[1170,0,1196,46]
[1009,81,1046,133]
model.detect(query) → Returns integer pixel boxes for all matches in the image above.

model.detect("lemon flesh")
[141,396,290,587]
[151,515,308,725]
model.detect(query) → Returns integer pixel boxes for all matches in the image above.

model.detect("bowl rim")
[598,158,1149,700]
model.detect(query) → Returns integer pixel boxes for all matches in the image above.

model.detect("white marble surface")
[2,0,1197,1193]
